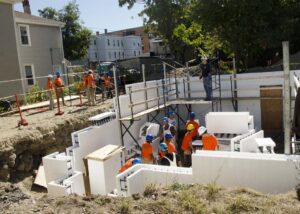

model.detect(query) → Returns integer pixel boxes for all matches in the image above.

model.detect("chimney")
[104,29,108,34]
[96,31,100,36]
[22,0,31,14]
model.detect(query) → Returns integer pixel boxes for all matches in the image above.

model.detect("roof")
[14,11,65,27]
[0,0,23,4]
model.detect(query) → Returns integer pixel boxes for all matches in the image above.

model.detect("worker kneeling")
[142,134,154,164]
[199,126,219,151]
[159,143,181,167]
[181,124,194,167]
[119,158,141,173]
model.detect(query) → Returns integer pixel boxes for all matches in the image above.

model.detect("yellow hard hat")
[187,124,195,131]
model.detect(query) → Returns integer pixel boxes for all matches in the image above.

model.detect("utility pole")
[233,57,238,111]
[283,41,291,154]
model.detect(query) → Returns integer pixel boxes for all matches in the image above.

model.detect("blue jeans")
[203,75,212,100]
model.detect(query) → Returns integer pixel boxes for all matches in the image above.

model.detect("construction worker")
[101,73,113,99]
[45,74,54,110]
[168,111,177,127]
[185,112,200,139]
[161,117,176,145]
[54,71,66,106]
[87,70,96,106]
[141,134,154,164]
[119,158,141,173]
[199,126,219,151]
[181,124,194,167]
[158,133,177,158]
[159,143,181,167]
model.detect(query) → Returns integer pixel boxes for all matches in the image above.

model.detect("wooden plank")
[167,99,212,105]
[86,145,123,161]
[120,103,170,121]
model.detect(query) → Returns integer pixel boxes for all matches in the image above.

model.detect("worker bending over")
[54,71,66,106]
[181,124,194,167]
[185,112,200,139]
[161,117,176,146]
[159,133,177,159]
[45,74,54,110]
[141,134,154,164]
[119,158,141,173]
[199,126,219,151]
[159,143,181,167]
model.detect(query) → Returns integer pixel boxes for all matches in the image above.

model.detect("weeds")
[227,196,252,213]
[118,198,131,214]
[206,182,219,201]
[144,184,158,197]
[179,191,206,214]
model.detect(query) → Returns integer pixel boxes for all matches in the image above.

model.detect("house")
[88,32,142,62]
[0,0,65,98]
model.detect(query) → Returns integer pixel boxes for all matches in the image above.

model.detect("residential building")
[149,38,171,57]
[0,0,65,98]
[88,33,142,62]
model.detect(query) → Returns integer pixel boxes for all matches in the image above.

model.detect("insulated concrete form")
[47,172,85,196]
[239,130,264,153]
[192,151,300,194]
[86,145,123,195]
[43,152,73,188]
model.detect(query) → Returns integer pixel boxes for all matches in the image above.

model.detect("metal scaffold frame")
[114,59,223,153]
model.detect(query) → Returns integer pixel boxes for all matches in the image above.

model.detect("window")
[117,40,120,47]
[95,52,98,58]
[121,41,123,46]
[113,40,115,46]
[122,52,124,58]
[19,25,31,46]
[133,42,135,46]
[108,52,111,59]
[138,43,140,47]
[134,51,136,56]
[118,52,121,59]
[107,39,110,46]
[24,65,34,85]
[139,51,141,56]
[114,52,117,58]
[94,40,96,45]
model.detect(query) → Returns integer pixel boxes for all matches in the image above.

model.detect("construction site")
[0,42,300,213]
[2,0,300,213]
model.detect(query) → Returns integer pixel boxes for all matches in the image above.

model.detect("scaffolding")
[114,59,222,152]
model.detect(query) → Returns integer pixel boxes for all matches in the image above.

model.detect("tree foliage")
[119,0,300,70]
[38,1,91,60]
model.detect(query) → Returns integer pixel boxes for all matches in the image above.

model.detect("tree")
[38,1,91,60]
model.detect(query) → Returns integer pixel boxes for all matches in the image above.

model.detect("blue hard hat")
[132,158,141,165]
[163,117,169,122]
[190,112,196,118]
[55,71,61,76]
[146,134,153,142]
[159,143,168,152]
[168,111,174,116]
[164,133,173,139]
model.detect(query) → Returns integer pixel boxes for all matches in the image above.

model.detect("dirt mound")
[0,182,29,210]
[2,181,300,214]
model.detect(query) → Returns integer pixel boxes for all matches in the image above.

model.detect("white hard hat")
[47,74,53,79]
[198,126,207,136]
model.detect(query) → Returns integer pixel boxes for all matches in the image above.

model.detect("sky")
[14,0,145,33]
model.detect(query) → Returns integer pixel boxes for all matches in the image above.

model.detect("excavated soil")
[0,98,113,181]
[1,180,300,214]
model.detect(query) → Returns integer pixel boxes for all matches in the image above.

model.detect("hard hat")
[163,117,169,122]
[198,126,207,136]
[55,71,61,76]
[164,133,173,139]
[168,111,174,116]
[187,124,195,131]
[47,74,53,79]
[159,143,168,152]
[146,134,153,142]
[132,158,141,165]
[189,112,196,118]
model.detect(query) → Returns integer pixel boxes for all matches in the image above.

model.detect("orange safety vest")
[202,134,218,151]
[87,74,96,88]
[185,120,200,138]
[141,142,153,160]
[54,77,64,92]
[181,132,193,151]
[46,79,53,91]
[119,158,134,173]
[103,76,112,88]
[159,142,177,158]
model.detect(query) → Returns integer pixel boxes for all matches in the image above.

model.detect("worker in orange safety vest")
[142,134,154,164]
[87,70,96,106]
[181,124,194,167]
[54,71,66,106]
[119,158,141,173]
[198,126,219,151]
[185,112,200,139]
[45,74,54,110]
